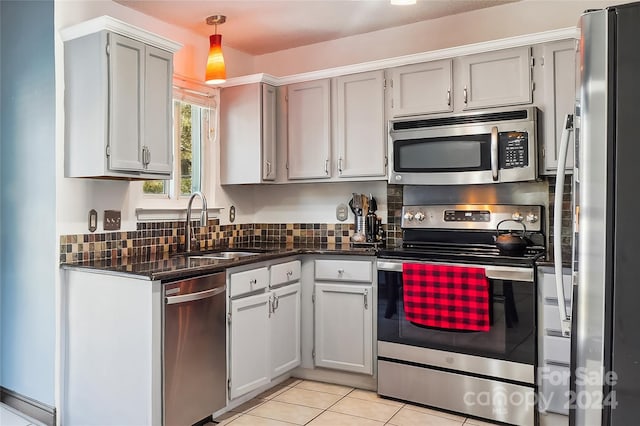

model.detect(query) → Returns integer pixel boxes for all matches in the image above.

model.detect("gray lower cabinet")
[538,266,572,419]
[228,260,301,400]
[313,259,374,375]
[229,290,271,399]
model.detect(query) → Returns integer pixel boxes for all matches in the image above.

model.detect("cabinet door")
[541,40,576,174]
[229,292,270,399]
[108,33,144,172]
[390,60,453,117]
[335,71,386,178]
[459,46,532,110]
[220,83,263,184]
[314,283,372,374]
[270,283,301,377]
[262,84,277,181]
[287,79,331,179]
[143,45,173,175]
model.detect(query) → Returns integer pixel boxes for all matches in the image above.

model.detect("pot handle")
[496,219,527,237]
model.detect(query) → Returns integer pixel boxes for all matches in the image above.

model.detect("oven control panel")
[444,210,490,222]
[402,204,542,231]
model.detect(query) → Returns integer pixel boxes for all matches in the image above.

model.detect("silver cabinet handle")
[463,86,468,104]
[273,294,279,311]
[490,126,499,182]
[338,158,343,175]
[250,278,257,286]
[141,146,147,167]
[363,289,368,310]
[265,161,272,177]
[324,159,329,175]
[165,286,226,305]
[146,147,150,166]
[286,270,293,277]
[447,89,451,106]
[337,268,344,277]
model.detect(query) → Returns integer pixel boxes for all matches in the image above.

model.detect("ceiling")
[116,0,519,56]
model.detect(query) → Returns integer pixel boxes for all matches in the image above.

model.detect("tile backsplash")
[60,220,358,264]
[61,179,568,264]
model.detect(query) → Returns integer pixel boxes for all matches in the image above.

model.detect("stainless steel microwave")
[389,107,538,185]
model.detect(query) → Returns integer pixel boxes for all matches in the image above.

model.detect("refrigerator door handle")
[554,113,574,337]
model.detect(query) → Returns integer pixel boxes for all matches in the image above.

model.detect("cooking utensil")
[494,219,528,256]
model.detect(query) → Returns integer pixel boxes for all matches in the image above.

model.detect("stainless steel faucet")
[185,191,208,253]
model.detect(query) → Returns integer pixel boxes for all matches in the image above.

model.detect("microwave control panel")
[499,132,528,168]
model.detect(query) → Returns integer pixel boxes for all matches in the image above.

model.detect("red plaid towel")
[402,263,490,332]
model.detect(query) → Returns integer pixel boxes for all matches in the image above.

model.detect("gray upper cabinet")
[537,39,576,174]
[334,70,386,178]
[63,28,176,179]
[389,60,453,118]
[143,45,173,175]
[220,83,277,184]
[287,79,332,180]
[457,46,532,110]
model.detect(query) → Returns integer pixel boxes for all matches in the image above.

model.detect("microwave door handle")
[491,126,499,181]
[554,113,574,337]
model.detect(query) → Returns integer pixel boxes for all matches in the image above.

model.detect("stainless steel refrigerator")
[554,2,640,425]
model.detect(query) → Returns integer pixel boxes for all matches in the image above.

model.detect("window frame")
[134,76,218,218]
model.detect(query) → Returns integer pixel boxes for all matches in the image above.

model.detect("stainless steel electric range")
[377,204,545,426]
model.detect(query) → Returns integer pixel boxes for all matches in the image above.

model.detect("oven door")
[377,259,536,365]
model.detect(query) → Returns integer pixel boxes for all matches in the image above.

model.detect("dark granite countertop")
[60,244,378,282]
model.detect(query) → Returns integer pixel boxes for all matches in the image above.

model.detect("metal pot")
[494,219,528,256]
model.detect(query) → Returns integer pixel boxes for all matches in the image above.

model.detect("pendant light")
[205,15,226,85]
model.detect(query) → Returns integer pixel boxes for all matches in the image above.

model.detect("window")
[143,100,207,197]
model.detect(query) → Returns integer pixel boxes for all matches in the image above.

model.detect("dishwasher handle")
[165,285,226,305]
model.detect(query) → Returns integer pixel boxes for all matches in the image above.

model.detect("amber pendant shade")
[205,34,226,84]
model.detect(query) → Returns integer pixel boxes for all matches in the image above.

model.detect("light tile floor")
[212,379,500,426]
[0,403,44,426]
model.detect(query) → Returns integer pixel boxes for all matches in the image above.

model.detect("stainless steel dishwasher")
[163,272,226,426]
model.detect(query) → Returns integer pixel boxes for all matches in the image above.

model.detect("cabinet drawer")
[540,364,570,415]
[229,267,269,298]
[543,335,570,365]
[543,303,571,334]
[271,260,301,287]
[315,259,372,282]
[541,271,572,302]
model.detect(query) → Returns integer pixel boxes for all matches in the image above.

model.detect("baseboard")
[0,386,56,426]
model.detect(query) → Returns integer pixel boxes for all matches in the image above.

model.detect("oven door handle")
[376,261,533,282]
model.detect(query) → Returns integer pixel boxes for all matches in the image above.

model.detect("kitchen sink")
[183,250,266,261]
[198,251,263,259]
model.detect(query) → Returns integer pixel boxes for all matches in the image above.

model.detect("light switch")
[88,209,97,232]
[104,210,121,231]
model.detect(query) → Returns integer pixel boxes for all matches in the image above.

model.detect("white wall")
[253,0,625,76]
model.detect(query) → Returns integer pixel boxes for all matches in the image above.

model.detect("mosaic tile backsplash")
[60,220,360,263]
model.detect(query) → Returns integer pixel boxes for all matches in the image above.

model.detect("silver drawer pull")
[249,279,257,285]
[286,270,293,277]
[337,268,344,276]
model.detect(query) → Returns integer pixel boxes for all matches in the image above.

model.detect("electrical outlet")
[104,210,121,230]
